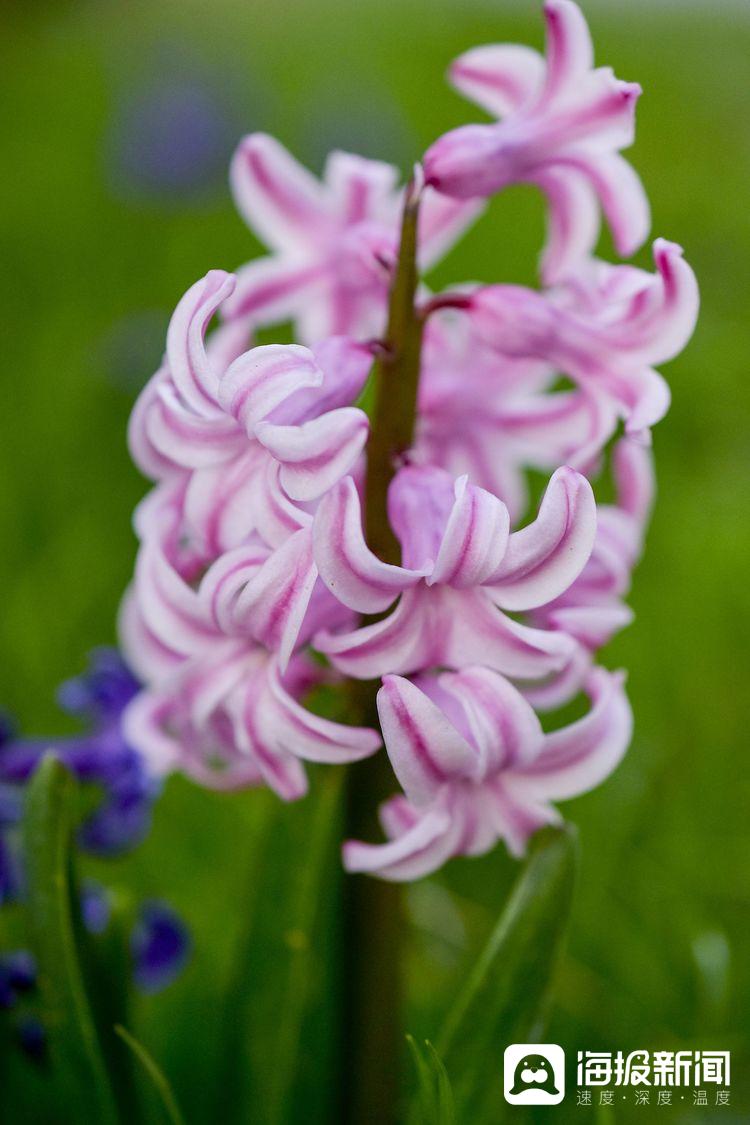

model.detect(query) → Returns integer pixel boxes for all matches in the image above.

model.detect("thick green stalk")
[340,171,424,1125]
[364,169,425,562]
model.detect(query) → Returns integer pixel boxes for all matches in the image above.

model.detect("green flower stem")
[340,170,424,1125]
[364,167,425,562]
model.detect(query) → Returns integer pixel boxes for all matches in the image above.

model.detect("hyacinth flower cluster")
[121,0,698,882]
[0,652,189,1059]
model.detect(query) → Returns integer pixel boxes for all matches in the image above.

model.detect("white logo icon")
[504,1043,565,1105]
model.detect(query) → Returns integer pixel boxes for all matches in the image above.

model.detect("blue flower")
[0,649,158,859]
[57,648,139,721]
[0,951,36,1010]
[132,902,191,994]
[0,651,190,1065]
[80,880,112,935]
[0,782,23,905]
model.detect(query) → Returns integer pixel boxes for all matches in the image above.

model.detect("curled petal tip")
[620,80,642,102]
[653,236,683,260]
[203,268,236,292]
[235,130,269,151]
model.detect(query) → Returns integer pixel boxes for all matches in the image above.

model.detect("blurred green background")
[1,0,748,1120]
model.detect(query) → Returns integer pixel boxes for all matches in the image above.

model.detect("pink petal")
[199,540,269,635]
[498,389,617,472]
[618,366,671,435]
[166,271,235,414]
[317,585,576,683]
[313,477,424,614]
[230,133,331,252]
[439,666,543,774]
[534,165,601,284]
[423,123,516,200]
[314,588,431,678]
[552,71,641,152]
[612,437,654,525]
[377,675,479,805]
[255,407,369,502]
[342,803,456,881]
[144,381,244,470]
[219,344,323,435]
[184,450,265,556]
[429,476,510,589]
[486,783,560,857]
[122,691,180,776]
[604,239,699,364]
[521,643,591,712]
[387,464,456,571]
[446,589,577,679]
[449,43,545,117]
[231,677,309,801]
[418,189,485,269]
[179,645,253,728]
[134,543,216,658]
[489,467,596,610]
[231,528,318,670]
[264,664,381,763]
[278,336,373,424]
[541,0,594,102]
[545,603,633,650]
[510,667,632,800]
[118,589,184,686]
[379,795,422,839]
[558,153,650,260]
[221,253,323,325]
[128,370,181,481]
[324,150,399,223]
[250,460,313,549]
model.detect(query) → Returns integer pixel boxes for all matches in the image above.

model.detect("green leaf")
[406,1036,456,1125]
[216,768,345,1125]
[22,754,119,1124]
[114,1024,185,1125]
[82,892,139,1121]
[437,825,578,1122]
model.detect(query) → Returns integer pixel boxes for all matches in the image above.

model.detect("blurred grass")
[0,0,748,1119]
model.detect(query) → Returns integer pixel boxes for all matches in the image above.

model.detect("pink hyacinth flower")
[129,271,375,562]
[343,665,631,880]
[224,134,482,343]
[119,507,379,800]
[122,463,360,690]
[423,0,649,282]
[123,645,380,801]
[524,437,654,710]
[130,270,372,499]
[313,464,596,681]
[469,240,699,439]
[416,309,617,520]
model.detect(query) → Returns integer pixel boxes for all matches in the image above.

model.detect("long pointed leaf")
[437,825,578,1122]
[115,1024,185,1125]
[82,894,139,1121]
[407,1036,456,1125]
[217,767,345,1125]
[23,754,119,1124]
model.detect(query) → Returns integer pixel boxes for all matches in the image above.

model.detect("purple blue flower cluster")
[0,652,189,1057]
